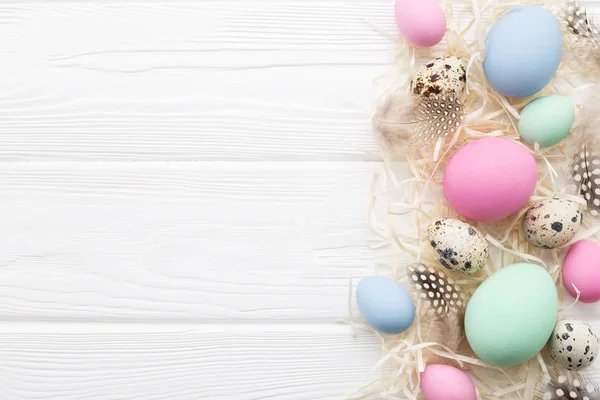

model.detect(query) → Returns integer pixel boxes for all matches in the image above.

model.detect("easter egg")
[562,240,600,303]
[548,319,599,371]
[465,263,559,367]
[394,0,446,47]
[421,364,477,400]
[411,57,467,98]
[356,276,415,334]
[523,198,582,249]
[427,219,488,274]
[519,96,575,148]
[483,6,562,98]
[443,137,538,222]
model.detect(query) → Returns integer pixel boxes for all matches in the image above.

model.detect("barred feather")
[566,103,600,217]
[535,368,600,400]
[372,92,463,153]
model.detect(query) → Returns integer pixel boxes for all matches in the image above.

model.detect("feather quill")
[372,92,463,154]
[566,102,600,217]
[407,264,466,365]
[535,367,600,400]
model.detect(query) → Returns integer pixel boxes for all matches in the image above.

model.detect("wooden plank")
[0,322,597,400]
[0,323,381,400]
[0,161,397,320]
[3,1,598,162]
[0,1,400,161]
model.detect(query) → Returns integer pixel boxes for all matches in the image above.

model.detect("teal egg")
[356,276,415,334]
[519,95,575,148]
[465,263,558,367]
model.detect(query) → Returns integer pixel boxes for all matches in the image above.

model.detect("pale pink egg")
[443,137,538,222]
[563,240,600,303]
[394,0,446,47]
[421,364,477,400]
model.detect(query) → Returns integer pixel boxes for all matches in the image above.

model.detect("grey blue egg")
[548,319,598,371]
[427,218,488,274]
[356,276,415,334]
[523,198,582,249]
[484,6,562,98]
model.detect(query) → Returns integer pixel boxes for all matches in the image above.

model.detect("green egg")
[465,263,558,367]
[518,95,575,148]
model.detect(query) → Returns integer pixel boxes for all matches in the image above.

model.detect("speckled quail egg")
[548,319,599,371]
[411,57,467,98]
[523,198,583,249]
[427,218,488,274]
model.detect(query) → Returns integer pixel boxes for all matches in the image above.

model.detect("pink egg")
[421,364,477,400]
[443,137,537,222]
[563,240,600,303]
[394,0,446,47]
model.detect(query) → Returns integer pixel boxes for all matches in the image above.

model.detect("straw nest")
[345,0,600,399]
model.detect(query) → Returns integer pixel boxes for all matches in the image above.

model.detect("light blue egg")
[356,276,415,334]
[483,6,562,98]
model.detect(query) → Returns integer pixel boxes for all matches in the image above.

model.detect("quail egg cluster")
[411,57,467,98]
[548,319,599,371]
[523,198,582,249]
[427,218,488,274]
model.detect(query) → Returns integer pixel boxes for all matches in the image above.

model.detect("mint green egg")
[518,95,575,148]
[465,263,558,367]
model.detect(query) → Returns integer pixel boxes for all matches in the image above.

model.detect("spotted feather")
[407,264,465,315]
[566,102,600,217]
[557,1,600,68]
[535,368,600,400]
[373,92,464,153]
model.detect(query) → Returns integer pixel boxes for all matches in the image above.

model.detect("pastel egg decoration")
[356,276,415,334]
[443,137,538,222]
[421,364,477,400]
[548,319,599,371]
[519,95,576,148]
[523,198,582,249]
[483,6,562,98]
[427,219,488,274]
[411,57,467,98]
[465,263,559,367]
[394,0,446,47]
[562,240,600,303]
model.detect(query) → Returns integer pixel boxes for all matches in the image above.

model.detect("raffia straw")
[347,0,600,398]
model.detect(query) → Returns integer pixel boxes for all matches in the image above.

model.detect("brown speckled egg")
[427,218,488,274]
[548,319,598,371]
[411,57,467,98]
[523,198,582,249]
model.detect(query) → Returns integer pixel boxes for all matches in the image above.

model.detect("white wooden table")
[0,2,598,399]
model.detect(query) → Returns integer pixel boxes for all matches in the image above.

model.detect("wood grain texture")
[2,1,600,399]
[0,323,597,400]
[0,1,400,161]
[0,324,382,400]
[0,162,397,320]
[2,1,598,162]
